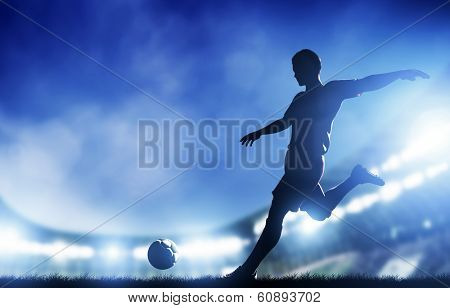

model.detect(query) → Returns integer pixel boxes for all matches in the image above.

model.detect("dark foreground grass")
[1,274,449,288]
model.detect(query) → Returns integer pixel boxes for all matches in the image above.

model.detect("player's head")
[292,49,321,86]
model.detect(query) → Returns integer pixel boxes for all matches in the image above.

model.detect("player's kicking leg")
[301,164,385,221]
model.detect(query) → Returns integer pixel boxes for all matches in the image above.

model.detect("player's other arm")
[240,118,290,147]
[354,69,429,93]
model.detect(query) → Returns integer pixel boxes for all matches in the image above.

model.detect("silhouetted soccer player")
[228,49,429,280]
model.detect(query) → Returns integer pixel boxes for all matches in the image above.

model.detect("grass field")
[1,274,449,288]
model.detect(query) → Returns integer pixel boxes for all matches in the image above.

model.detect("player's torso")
[287,85,342,155]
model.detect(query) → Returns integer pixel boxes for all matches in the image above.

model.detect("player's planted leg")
[301,164,384,221]
[226,200,290,280]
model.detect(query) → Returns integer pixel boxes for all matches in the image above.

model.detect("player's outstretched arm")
[240,118,289,147]
[355,69,429,93]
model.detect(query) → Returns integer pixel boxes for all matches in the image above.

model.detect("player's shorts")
[271,150,324,212]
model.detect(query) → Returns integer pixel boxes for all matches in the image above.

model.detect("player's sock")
[351,164,385,186]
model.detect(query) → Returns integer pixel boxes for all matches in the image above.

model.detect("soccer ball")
[147,239,179,270]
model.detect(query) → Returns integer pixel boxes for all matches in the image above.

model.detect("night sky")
[0,0,449,235]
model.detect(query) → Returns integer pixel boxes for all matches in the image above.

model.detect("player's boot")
[351,164,385,186]
[223,266,257,284]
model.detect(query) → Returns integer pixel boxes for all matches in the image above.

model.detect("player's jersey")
[283,79,361,157]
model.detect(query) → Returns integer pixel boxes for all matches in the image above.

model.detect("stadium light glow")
[0,227,21,242]
[297,218,324,235]
[425,162,448,178]
[284,211,302,223]
[369,167,380,176]
[254,208,308,235]
[132,246,148,261]
[401,121,450,161]
[378,181,403,202]
[0,227,23,254]
[57,243,94,260]
[371,117,450,175]
[328,207,345,222]
[49,241,71,261]
[178,236,250,260]
[346,193,380,214]
[402,172,425,189]
[345,198,364,214]
[422,219,432,229]
[381,155,401,172]
[253,216,266,235]
[378,253,422,278]
[220,265,239,276]
[0,229,95,260]
[390,227,398,239]
[337,163,449,218]
[103,245,122,261]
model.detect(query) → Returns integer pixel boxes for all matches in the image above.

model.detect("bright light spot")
[345,198,364,214]
[390,227,398,239]
[255,211,302,236]
[369,167,380,176]
[329,207,345,222]
[378,181,403,202]
[402,172,424,189]
[345,193,379,214]
[376,117,450,175]
[0,231,95,260]
[81,246,95,259]
[399,148,415,162]
[381,155,401,172]
[281,227,290,237]
[284,211,301,223]
[132,245,148,260]
[103,245,122,261]
[425,162,448,178]
[297,219,324,235]
[0,228,21,242]
[378,253,422,278]
[422,219,432,229]
[220,266,238,276]
[253,216,266,235]
[51,241,94,261]
[361,193,380,205]
[179,237,250,260]
[52,240,73,261]
[0,228,23,254]
[400,119,450,163]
